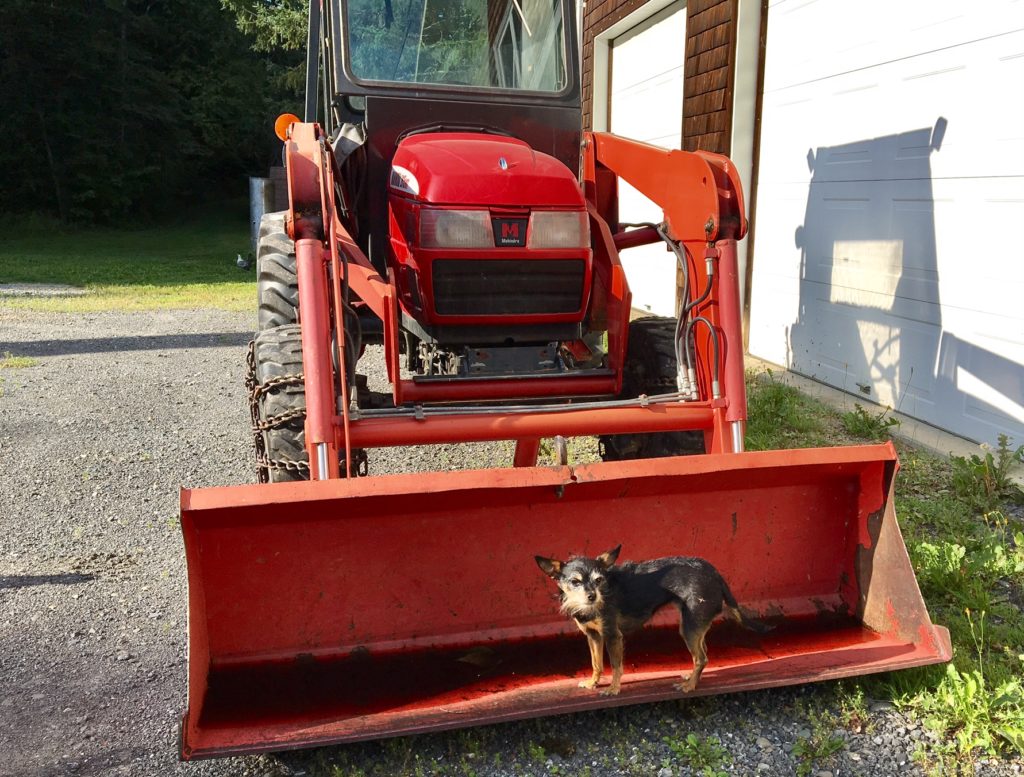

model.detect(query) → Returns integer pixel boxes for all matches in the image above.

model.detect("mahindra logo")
[492,217,528,247]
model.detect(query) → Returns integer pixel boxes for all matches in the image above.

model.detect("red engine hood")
[390,133,584,209]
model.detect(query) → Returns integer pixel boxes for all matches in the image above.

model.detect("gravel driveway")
[1,307,1019,777]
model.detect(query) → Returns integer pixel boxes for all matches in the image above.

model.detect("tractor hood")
[389,133,584,209]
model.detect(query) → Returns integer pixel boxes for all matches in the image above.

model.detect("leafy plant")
[662,732,731,776]
[921,657,1024,755]
[841,402,900,440]
[789,708,846,776]
[791,731,844,776]
[950,434,1024,512]
[525,741,546,763]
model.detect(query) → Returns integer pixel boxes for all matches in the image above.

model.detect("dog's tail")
[721,575,774,634]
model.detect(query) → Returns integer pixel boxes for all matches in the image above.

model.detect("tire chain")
[245,340,370,481]
[246,340,309,483]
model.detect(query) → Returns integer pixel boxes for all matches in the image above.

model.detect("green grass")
[0,212,254,312]
[0,351,39,368]
[744,368,834,450]
[745,368,1024,771]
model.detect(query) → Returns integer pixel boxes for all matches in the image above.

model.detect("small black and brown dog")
[535,545,769,695]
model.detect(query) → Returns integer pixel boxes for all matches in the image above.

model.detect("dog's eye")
[570,579,582,587]
[593,576,604,584]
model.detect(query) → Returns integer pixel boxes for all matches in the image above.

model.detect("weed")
[841,402,900,440]
[0,351,38,369]
[791,710,845,776]
[525,741,546,762]
[662,732,731,776]
[833,682,871,734]
[950,434,1024,512]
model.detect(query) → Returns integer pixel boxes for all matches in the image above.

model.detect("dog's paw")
[599,685,621,696]
[673,676,698,694]
[578,678,598,689]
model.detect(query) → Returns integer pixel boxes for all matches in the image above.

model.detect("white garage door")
[609,1,686,316]
[748,0,1024,446]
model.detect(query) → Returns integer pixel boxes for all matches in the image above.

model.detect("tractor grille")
[432,259,585,316]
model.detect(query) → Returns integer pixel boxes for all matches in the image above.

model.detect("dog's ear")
[535,556,563,579]
[596,545,621,568]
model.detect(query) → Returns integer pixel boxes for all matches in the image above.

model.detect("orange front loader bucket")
[179,443,950,759]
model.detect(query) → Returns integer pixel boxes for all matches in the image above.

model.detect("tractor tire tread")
[600,316,705,461]
[256,212,298,331]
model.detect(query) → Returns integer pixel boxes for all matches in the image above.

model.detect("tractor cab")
[312,0,591,371]
[311,0,582,251]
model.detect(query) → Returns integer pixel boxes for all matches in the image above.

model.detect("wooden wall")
[683,0,737,154]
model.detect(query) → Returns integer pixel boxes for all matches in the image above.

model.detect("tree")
[220,0,309,52]
[0,0,300,223]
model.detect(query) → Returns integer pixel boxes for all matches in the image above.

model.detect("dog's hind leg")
[674,609,710,693]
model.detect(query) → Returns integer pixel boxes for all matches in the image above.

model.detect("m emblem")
[491,217,528,247]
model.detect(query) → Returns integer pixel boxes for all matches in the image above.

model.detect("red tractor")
[178,0,949,759]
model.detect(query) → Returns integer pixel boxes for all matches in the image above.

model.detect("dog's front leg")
[579,629,604,689]
[602,632,624,695]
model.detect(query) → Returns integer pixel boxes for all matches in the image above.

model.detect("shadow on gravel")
[0,331,252,357]
[0,572,96,589]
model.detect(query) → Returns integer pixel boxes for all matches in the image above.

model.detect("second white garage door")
[608,0,686,316]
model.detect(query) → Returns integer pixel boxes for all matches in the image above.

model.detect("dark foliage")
[0,0,303,223]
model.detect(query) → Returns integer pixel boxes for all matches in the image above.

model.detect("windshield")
[345,0,568,92]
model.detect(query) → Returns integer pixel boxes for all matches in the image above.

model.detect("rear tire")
[253,325,308,482]
[257,212,298,330]
[599,316,705,461]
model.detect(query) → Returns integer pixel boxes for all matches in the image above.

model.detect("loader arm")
[584,132,749,449]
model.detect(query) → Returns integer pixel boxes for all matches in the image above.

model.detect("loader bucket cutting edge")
[179,442,950,760]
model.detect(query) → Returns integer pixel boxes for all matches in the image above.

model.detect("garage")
[747,0,1024,445]
[605,0,686,315]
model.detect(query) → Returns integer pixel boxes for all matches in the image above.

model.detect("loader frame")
[282,121,751,479]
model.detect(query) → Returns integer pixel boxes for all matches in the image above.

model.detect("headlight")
[420,210,492,249]
[528,211,590,249]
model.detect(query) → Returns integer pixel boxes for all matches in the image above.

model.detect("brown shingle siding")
[687,23,730,57]
[686,2,730,35]
[682,0,737,154]
[690,67,729,97]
